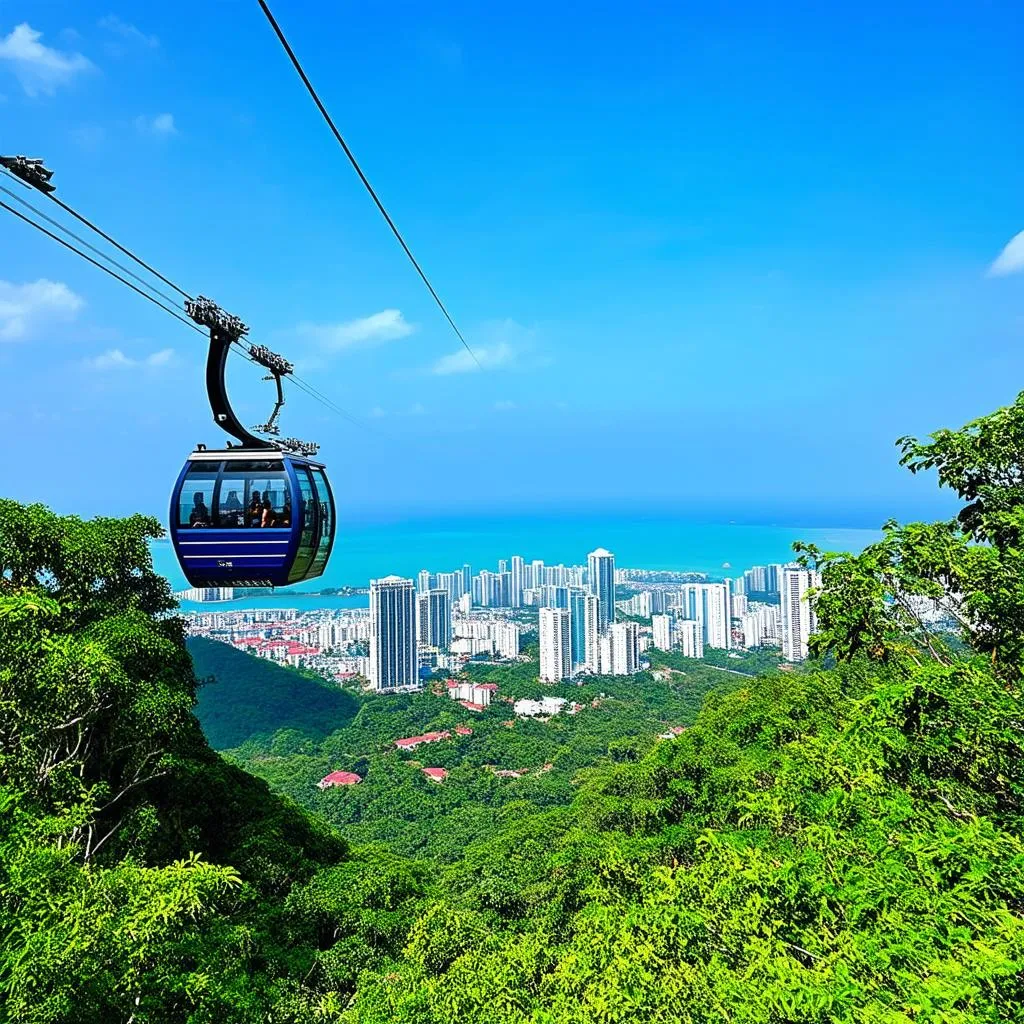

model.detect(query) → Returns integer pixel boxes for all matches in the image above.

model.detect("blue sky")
[1,0,1022,526]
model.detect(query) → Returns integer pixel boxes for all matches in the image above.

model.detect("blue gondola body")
[170,449,335,588]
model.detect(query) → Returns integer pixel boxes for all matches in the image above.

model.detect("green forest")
[3,392,1024,1022]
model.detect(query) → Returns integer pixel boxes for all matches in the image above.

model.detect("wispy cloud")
[0,23,94,96]
[86,347,175,370]
[0,279,83,341]
[98,15,159,49]
[494,399,517,411]
[135,112,176,136]
[988,231,1024,278]
[433,341,517,375]
[430,319,546,376]
[369,405,387,418]
[295,309,415,352]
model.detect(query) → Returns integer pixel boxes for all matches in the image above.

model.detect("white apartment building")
[652,613,673,652]
[539,607,572,682]
[369,576,418,691]
[416,588,452,652]
[677,618,704,659]
[780,565,820,662]
[584,593,602,672]
[608,621,640,675]
[679,583,731,650]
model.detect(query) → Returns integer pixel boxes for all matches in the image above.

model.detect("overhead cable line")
[255,0,483,370]
[0,198,204,335]
[0,174,186,310]
[2,155,375,433]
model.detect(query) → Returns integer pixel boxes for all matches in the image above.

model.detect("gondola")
[169,298,335,587]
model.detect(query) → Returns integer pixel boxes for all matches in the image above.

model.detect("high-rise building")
[584,594,601,672]
[369,576,417,691]
[679,583,731,650]
[568,588,588,671]
[498,558,508,574]
[511,555,525,608]
[652,614,673,651]
[478,569,501,607]
[599,632,614,675]
[588,548,616,631]
[609,621,639,675]
[416,588,451,652]
[539,584,570,609]
[677,618,703,659]
[417,569,432,594]
[498,571,512,607]
[457,592,471,616]
[531,560,545,590]
[462,563,472,595]
[437,571,463,602]
[539,607,572,682]
[781,566,820,661]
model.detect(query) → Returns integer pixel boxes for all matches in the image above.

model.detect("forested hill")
[3,391,1024,1022]
[189,634,359,748]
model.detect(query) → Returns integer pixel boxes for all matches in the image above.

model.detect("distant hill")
[188,636,359,749]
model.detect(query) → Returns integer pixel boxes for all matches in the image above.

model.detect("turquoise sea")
[154,512,882,613]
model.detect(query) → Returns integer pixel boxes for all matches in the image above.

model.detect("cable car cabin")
[170,449,335,588]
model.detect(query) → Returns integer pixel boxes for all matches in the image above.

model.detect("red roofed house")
[455,726,473,736]
[394,730,451,751]
[318,770,362,789]
[422,767,448,782]
[459,700,486,712]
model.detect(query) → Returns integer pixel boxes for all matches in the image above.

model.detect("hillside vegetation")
[2,391,1024,1022]
[189,635,359,748]
[224,657,745,860]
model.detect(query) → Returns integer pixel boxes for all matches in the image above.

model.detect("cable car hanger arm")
[185,296,317,455]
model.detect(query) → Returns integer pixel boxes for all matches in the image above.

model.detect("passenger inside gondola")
[247,491,262,527]
[221,490,243,526]
[261,496,276,528]
[189,492,210,527]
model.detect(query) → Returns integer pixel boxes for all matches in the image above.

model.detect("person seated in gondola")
[247,491,262,527]
[260,496,276,528]
[222,489,243,527]
[278,494,292,527]
[189,492,210,527]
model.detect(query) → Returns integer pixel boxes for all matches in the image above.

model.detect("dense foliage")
[3,391,1024,1022]
[189,635,359,748]
[224,657,740,860]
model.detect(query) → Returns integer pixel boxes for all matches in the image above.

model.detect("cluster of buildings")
[184,548,823,691]
[368,576,525,692]
[537,555,822,680]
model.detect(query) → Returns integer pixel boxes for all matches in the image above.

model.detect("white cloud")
[0,23,93,97]
[432,341,516,375]
[136,112,176,136]
[98,15,159,48]
[408,402,426,415]
[988,231,1024,278]
[429,318,546,376]
[297,309,415,351]
[369,405,387,418]
[494,399,517,411]
[0,279,83,341]
[86,347,175,370]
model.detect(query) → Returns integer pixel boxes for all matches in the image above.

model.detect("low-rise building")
[318,770,362,788]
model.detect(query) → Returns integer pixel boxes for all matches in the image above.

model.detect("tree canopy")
[3,391,1024,1021]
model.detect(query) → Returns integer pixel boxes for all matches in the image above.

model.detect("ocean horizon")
[155,510,882,609]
